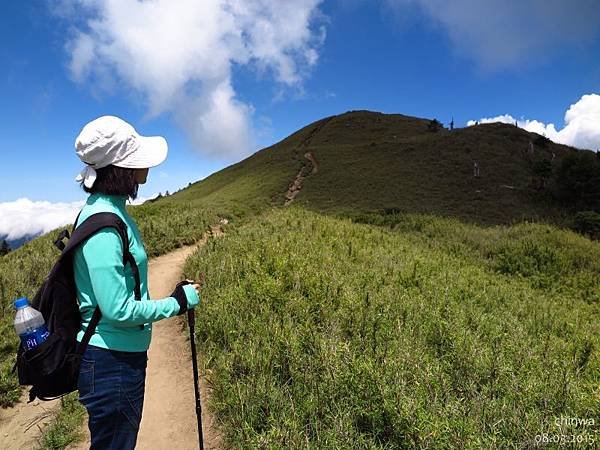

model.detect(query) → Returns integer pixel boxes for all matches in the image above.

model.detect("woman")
[72,115,201,449]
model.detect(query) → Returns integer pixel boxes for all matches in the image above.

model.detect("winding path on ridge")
[0,224,226,450]
[284,117,331,205]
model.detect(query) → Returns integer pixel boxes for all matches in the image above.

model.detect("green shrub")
[531,158,552,179]
[492,238,568,281]
[427,118,443,132]
[551,151,600,211]
[534,135,551,148]
[573,210,600,240]
[40,393,85,449]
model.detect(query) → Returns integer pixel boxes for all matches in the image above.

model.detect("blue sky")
[1,0,599,240]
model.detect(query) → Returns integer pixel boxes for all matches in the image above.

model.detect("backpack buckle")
[53,229,71,251]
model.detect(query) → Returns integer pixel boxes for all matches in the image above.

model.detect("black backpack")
[15,211,141,402]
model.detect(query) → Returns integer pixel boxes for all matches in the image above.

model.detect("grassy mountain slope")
[155,118,331,217]
[184,206,599,448]
[1,110,597,448]
[160,110,575,226]
[296,112,572,223]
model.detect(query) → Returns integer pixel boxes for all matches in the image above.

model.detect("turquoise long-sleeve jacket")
[73,193,199,352]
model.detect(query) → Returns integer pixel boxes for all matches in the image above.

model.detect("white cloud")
[386,0,600,70]
[467,94,600,151]
[57,0,325,159]
[0,198,85,241]
[66,32,95,83]
[0,194,162,242]
[127,193,160,205]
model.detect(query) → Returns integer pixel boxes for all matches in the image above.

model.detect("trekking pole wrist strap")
[172,281,190,315]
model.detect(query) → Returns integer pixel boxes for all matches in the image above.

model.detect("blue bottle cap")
[14,297,29,309]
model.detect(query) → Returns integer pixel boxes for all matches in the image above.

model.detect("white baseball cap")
[74,115,168,188]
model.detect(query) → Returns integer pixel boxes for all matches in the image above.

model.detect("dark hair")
[79,165,139,200]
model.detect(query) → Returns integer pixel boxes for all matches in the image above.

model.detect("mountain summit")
[167,110,580,225]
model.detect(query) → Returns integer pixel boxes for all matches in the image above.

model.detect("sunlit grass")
[186,206,599,448]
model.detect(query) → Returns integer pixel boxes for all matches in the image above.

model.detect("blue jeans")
[77,344,148,450]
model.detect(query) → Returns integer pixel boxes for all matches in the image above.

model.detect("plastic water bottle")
[14,297,50,351]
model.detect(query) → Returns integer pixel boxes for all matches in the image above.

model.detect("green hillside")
[161,110,580,226]
[185,206,599,448]
[1,110,598,448]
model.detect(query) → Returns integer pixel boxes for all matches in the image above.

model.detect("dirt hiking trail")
[0,394,60,449]
[0,225,225,450]
[284,117,331,205]
[71,223,226,450]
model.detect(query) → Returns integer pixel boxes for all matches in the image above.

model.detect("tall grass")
[346,211,600,297]
[39,393,85,449]
[186,206,599,448]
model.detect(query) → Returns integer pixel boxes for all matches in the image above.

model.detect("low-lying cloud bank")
[0,198,85,242]
[467,94,600,151]
[0,195,157,243]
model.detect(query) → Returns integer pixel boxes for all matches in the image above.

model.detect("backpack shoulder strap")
[72,209,83,231]
[77,305,102,355]
[65,212,129,260]
[64,212,144,343]
[65,212,142,302]
[52,209,84,252]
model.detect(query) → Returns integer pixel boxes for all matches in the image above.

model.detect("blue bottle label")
[19,326,50,351]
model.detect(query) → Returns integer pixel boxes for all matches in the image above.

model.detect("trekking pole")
[187,308,205,450]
